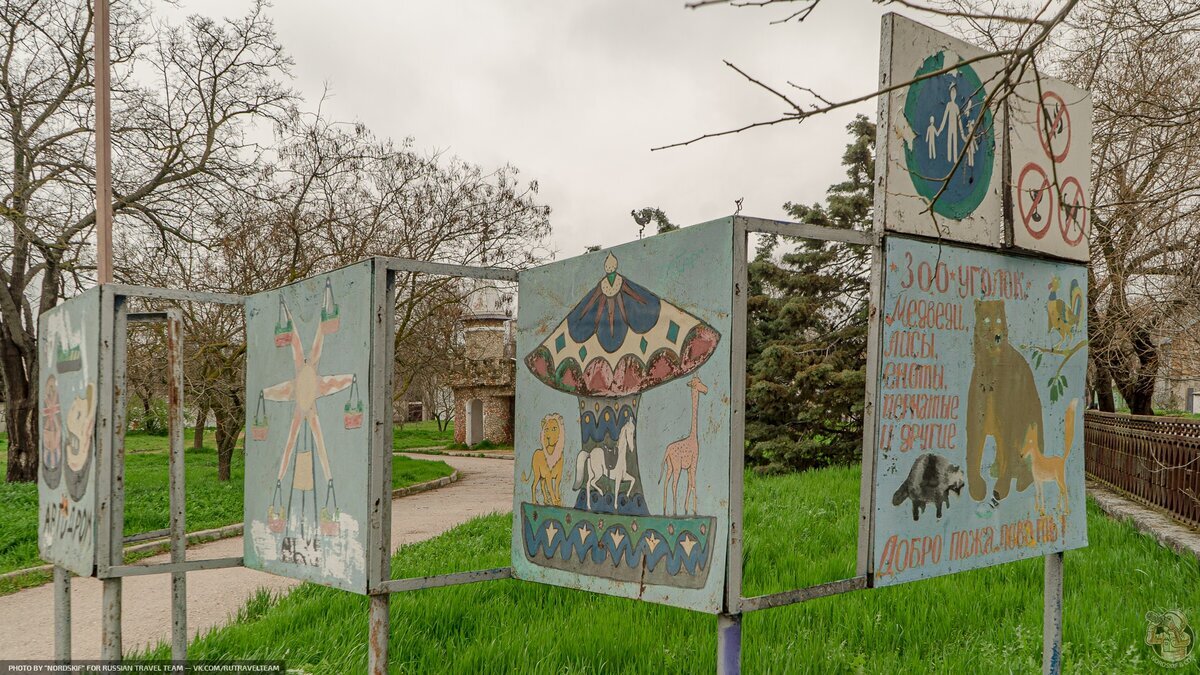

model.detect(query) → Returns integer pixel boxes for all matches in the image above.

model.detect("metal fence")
[1084,410,1200,529]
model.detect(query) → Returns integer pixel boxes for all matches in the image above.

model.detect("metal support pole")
[101,295,125,661]
[53,566,71,662]
[167,310,187,659]
[368,593,389,675]
[717,613,742,675]
[93,0,113,283]
[101,578,121,660]
[719,220,747,675]
[1043,552,1064,675]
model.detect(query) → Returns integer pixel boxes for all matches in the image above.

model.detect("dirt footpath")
[0,454,513,660]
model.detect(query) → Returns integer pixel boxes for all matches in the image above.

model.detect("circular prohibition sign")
[1037,90,1071,163]
[1058,175,1088,246]
[1017,162,1054,239]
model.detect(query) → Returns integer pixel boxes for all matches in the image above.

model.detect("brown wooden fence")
[1084,410,1200,529]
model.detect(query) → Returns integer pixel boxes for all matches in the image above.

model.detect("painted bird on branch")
[1046,276,1083,349]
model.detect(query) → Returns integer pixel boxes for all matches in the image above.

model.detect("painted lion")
[522,413,565,505]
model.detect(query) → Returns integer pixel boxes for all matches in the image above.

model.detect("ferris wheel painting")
[243,262,374,593]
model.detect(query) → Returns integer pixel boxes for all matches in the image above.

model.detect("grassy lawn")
[0,429,453,578]
[393,419,513,453]
[392,420,455,450]
[1155,409,1200,420]
[135,465,1199,673]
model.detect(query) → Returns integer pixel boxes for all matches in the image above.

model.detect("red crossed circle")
[1058,176,1087,246]
[1037,91,1071,163]
[1017,162,1054,238]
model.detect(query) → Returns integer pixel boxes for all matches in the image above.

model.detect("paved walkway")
[1087,480,1200,560]
[0,454,513,660]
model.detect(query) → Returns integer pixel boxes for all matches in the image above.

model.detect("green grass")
[443,438,514,453]
[1155,409,1200,420]
[392,420,455,450]
[135,465,1200,673]
[390,454,454,489]
[0,430,453,577]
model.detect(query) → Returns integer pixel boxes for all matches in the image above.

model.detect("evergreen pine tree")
[745,115,874,472]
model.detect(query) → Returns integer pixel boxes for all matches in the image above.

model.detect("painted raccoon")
[892,453,965,521]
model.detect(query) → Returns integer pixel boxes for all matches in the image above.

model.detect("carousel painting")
[512,218,735,613]
[37,288,102,577]
[243,262,375,593]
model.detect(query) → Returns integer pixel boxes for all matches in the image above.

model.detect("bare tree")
[687,0,1200,414]
[122,110,550,479]
[0,0,293,481]
[393,286,466,434]
[1055,0,1200,414]
[664,0,1081,153]
[124,321,168,433]
[952,0,1200,413]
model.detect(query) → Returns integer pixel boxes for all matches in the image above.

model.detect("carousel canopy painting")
[513,217,735,613]
[38,288,103,577]
[243,261,377,594]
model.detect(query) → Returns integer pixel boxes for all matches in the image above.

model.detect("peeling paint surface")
[513,218,734,613]
[880,14,1006,246]
[1009,76,1092,262]
[37,288,102,576]
[872,237,1088,586]
[243,262,374,593]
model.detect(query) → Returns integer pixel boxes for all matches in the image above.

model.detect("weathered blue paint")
[717,613,742,675]
[880,14,1006,248]
[903,50,996,220]
[38,288,103,576]
[243,261,376,594]
[872,237,1088,586]
[513,218,734,613]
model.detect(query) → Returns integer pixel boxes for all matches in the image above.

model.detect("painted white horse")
[573,424,637,511]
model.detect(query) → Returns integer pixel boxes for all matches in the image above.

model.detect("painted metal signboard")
[244,261,378,594]
[871,236,1088,586]
[38,288,103,576]
[878,14,1006,247]
[1009,76,1092,261]
[513,218,734,613]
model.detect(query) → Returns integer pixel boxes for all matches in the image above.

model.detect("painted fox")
[1020,399,1078,515]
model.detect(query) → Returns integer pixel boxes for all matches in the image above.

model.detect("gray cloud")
[173,1,896,257]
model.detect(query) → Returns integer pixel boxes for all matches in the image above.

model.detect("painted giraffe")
[659,375,708,515]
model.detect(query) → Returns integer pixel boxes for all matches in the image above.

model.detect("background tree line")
[6,0,1200,481]
[1,0,549,482]
[637,0,1200,471]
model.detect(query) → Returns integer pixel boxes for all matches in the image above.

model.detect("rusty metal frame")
[710,216,880,674]
[365,258,521,672]
[377,567,512,593]
[97,287,122,659]
[55,287,247,662]
[371,258,521,601]
[49,231,1070,674]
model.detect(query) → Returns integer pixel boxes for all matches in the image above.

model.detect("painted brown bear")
[965,299,1038,502]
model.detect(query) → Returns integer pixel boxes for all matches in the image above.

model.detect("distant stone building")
[1155,317,1200,413]
[448,286,515,445]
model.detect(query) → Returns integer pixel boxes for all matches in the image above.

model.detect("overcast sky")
[171,1,940,259]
